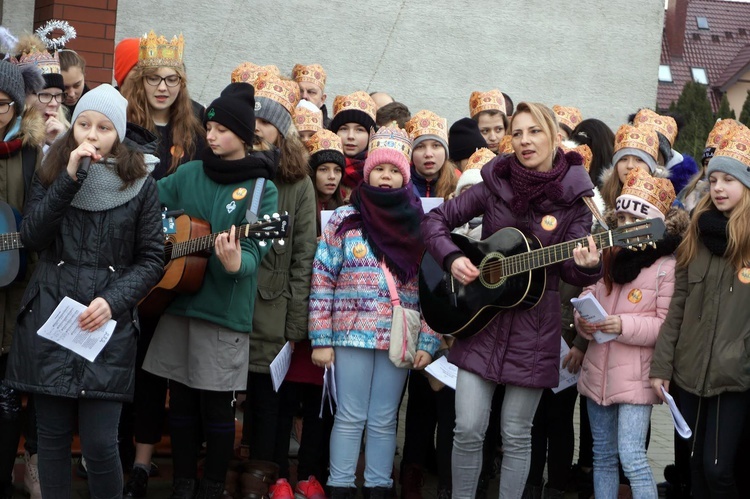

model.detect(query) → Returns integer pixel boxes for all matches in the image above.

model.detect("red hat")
[114,38,140,87]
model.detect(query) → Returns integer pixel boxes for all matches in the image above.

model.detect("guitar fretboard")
[0,232,22,252]
[166,224,255,260]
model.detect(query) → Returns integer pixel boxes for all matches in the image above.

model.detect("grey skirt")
[142,313,249,391]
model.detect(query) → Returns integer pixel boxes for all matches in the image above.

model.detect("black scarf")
[610,232,682,284]
[201,148,278,184]
[336,182,424,281]
[698,209,729,257]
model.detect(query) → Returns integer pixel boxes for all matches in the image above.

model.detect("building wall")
[115,0,665,131]
[726,70,750,117]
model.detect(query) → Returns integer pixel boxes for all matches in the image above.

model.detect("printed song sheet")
[553,337,579,394]
[270,341,293,392]
[570,294,619,344]
[425,356,458,390]
[36,296,116,362]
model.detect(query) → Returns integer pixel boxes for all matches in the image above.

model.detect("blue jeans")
[452,369,542,499]
[587,400,657,499]
[328,347,409,488]
[35,394,123,499]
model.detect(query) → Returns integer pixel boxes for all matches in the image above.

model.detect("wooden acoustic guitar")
[139,213,289,317]
[0,201,26,287]
[418,217,666,338]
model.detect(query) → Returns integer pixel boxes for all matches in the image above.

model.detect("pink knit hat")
[363,125,413,185]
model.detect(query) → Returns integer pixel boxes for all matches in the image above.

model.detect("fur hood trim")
[18,108,46,148]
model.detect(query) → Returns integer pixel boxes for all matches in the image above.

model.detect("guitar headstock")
[611,217,666,251]
[243,213,289,244]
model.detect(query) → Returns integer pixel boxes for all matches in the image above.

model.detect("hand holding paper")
[571,295,619,344]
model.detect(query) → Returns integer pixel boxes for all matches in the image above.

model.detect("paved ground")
[10,394,677,498]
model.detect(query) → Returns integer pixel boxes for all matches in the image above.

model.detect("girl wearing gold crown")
[422,102,602,499]
[405,110,460,201]
[575,168,687,499]
[309,126,440,499]
[651,125,750,498]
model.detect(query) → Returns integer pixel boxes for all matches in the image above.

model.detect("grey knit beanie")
[71,84,128,141]
[255,96,292,136]
[707,155,750,190]
[0,60,26,114]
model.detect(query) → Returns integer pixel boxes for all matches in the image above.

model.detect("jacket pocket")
[217,329,245,369]
[257,269,287,301]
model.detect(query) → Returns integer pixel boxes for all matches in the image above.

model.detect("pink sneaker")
[269,478,295,499]
[295,476,327,499]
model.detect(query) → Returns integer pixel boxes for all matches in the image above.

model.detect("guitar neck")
[501,231,613,277]
[0,232,23,252]
[170,225,254,259]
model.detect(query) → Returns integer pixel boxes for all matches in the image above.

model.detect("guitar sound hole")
[482,257,503,284]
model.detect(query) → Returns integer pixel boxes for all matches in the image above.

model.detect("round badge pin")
[628,289,643,303]
[232,187,248,200]
[738,267,750,284]
[541,215,557,231]
[352,243,367,259]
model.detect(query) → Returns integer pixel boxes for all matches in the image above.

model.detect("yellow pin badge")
[232,187,248,200]
[738,267,750,284]
[541,215,557,231]
[352,242,368,259]
[628,289,643,303]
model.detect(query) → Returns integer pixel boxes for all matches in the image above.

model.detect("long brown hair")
[271,130,310,184]
[120,65,205,173]
[39,127,148,188]
[676,187,750,271]
[434,157,459,199]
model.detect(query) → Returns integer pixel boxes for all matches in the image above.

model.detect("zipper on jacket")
[690,396,703,458]
[57,260,64,267]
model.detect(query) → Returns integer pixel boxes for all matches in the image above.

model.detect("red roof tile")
[658,0,750,112]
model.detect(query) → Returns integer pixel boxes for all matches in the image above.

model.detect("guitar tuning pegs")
[263,214,270,221]
[277,239,285,246]
[259,240,267,247]
[649,242,656,248]
[272,212,280,219]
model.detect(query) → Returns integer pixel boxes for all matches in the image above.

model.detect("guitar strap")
[245,178,267,224]
[583,196,609,231]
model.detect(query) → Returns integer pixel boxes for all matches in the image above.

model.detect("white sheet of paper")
[424,355,458,390]
[320,365,338,417]
[420,197,444,213]
[661,386,693,439]
[36,296,116,362]
[270,341,293,392]
[570,294,619,344]
[553,337,579,394]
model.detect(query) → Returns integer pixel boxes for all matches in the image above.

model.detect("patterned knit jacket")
[308,205,440,354]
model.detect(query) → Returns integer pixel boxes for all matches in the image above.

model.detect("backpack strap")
[245,178,267,224]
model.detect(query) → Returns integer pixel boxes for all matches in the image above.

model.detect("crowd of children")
[0,20,749,499]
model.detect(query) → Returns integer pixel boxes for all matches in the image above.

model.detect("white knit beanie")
[71,84,128,141]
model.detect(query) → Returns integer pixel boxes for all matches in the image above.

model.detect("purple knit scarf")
[494,149,574,215]
[337,182,425,281]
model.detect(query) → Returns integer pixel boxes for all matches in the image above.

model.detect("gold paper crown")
[306,129,343,156]
[293,105,323,133]
[466,148,496,170]
[553,105,583,130]
[137,30,184,68]
[614,124,659,161]
[231,62,280,85]
[368,125,412,163]
[561,143,593,172]
[620,168,675,216]
[13,48,60,75]
[292,63,327,90]
[706,119,743,149]
[633,109,677,146]
[254,75,300,116]
[469,89,505,117]
[404,110,448,143]
[498,134,514,154]
[714,125,750,168]
[333,91,377,121]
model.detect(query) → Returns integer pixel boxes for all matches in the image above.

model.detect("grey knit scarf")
[71,154,157,211]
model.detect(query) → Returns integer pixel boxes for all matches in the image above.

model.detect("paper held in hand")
[661,386,692,439]
[570,294,619,344]
[36,296,116,362]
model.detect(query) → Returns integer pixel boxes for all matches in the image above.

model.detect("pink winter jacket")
[576,254,676,406]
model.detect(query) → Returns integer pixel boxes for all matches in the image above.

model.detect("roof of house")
[658,0,750,112]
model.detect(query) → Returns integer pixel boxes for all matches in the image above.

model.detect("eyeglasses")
[0,102,14,115]
[37,92,64,104]
[144,74,182,87]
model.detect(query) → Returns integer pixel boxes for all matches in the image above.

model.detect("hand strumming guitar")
[451,256,480,285]
[215,225,242,273]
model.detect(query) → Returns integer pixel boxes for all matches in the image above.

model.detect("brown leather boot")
[222,459,243,499]
[239,460,280,499]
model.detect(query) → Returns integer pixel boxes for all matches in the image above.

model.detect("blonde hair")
[677,187,750,270]
[509,102,559,158]
[120,65,205,174]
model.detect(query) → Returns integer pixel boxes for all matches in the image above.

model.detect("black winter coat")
[4,170,163,401]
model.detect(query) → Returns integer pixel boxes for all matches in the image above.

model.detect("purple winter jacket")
[422,151,603,388]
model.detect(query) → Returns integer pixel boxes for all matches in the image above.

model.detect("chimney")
[666,0,688,57]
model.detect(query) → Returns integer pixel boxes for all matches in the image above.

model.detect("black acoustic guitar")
[419,218,666,338]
